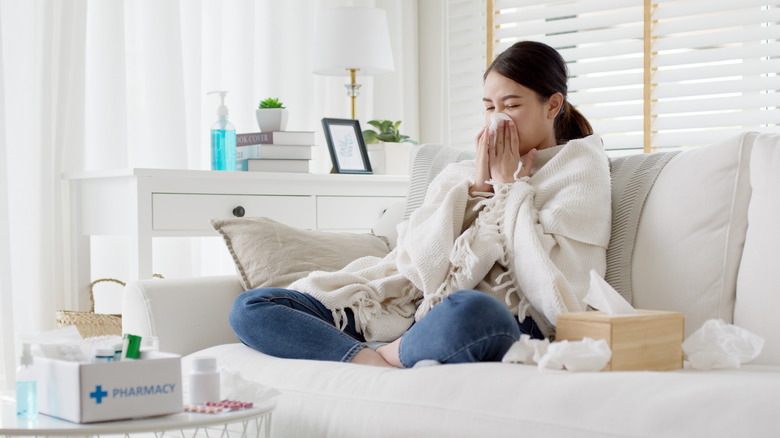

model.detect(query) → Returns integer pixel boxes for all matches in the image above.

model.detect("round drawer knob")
[232,206,246,217]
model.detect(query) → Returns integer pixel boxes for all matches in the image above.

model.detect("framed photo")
[321,118,372,174]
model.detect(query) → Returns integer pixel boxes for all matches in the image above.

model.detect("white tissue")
[489,113,512,133]
[502,335,611,372]
[537,338,612,372]
[502,334,550,365]
[220,367,280,404]
[682,319,764,370]
[23,325,90,362]
[583,269,638,315]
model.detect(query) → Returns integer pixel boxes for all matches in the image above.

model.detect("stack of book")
[236,131,315,173]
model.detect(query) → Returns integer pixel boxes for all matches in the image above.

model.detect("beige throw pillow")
[211,217,391,291]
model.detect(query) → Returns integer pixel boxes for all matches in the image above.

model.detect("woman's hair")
[484,41,593,144]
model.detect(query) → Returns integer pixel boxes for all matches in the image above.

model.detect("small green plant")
[258,97,285,109]
[362,120,417,144]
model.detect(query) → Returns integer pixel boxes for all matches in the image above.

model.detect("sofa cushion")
[631,133,754,338]
[188,343,780,438]
[605,151,679,305]
[211,217,391,291]
[403,144,475,220]
[734,133,780,365]
[371,199,406,249]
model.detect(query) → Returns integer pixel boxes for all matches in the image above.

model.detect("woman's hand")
[516,148,537,179]
[470,127,493,195]
[489,120,523,183]
[471,120,537,196]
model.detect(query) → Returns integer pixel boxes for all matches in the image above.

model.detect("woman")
[230,41,611,368]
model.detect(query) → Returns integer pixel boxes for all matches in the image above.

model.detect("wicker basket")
[56,278,124,338]
[56,275,163,338]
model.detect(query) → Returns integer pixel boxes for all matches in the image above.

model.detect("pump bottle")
[207,91,237,171]
[16,343,37,418]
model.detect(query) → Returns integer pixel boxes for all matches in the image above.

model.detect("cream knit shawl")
[290,135,611,341]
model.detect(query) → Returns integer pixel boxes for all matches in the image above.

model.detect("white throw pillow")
[211,217,391,291]
[632,133,754,338]
[734,133,780,365]
[371,200,406,250]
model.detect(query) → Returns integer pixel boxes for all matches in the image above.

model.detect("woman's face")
[482,71,562,154]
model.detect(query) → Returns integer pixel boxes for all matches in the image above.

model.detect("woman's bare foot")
[350,347,394,367]
[376,337,403,368]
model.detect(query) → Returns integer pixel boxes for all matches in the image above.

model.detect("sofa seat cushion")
[188,344,780,438]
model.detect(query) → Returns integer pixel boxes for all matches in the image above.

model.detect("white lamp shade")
[312,7,395,76]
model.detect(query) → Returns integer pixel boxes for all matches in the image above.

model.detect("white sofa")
[123,132,780,438]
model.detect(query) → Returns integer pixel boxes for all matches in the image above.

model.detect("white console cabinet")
[65,168,408,310]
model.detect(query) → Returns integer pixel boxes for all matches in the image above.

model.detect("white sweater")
[290,135,611,341]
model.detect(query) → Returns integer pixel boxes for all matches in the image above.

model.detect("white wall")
[417,0,447,145]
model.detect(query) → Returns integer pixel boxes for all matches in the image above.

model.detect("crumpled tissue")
[682,319,764,370]
[537,338,612,372]
[22,325,90,362]
[502,334,612,372]
[489,113,512,133]
[220,367,280,404]
[583,269,637,315]
[502,334,550,365]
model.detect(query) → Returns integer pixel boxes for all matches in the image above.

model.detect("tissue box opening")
[556,310,684,371]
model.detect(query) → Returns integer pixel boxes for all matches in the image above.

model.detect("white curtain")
[0,0,419,389]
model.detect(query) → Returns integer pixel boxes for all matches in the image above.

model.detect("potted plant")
[256,97,289,132]
[362,120,418,174]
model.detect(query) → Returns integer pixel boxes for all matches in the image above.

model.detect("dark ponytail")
[555,101,593,144]
[485,41,593,144]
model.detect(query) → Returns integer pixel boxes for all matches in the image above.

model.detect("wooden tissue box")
[556,310,684,371]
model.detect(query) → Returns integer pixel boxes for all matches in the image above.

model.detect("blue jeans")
[230,288,543,367]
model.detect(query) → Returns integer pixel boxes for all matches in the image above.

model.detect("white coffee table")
[0,393,275,437]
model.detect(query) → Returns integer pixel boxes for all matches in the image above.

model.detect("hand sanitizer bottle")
[16,343,38,419]
[207,91,237,171]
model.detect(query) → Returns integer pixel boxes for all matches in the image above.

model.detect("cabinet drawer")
[317,196,404,230]
[153,193,314,231]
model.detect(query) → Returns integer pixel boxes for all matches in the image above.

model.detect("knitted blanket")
[605,151,680,304]
[291,135,611,341]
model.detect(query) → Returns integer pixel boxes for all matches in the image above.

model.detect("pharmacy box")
[556,310,684,371]
[35,351,183,423]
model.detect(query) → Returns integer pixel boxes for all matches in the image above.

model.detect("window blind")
[492,0,645,153]
[650,0,780,149]
[445,0,488,149]
[445,0,780,153]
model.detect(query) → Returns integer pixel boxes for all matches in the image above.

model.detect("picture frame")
[321,118,373,174]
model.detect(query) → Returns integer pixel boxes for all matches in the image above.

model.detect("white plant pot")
[367,143,386,174]
[255,108,289,132]
[383,142,414,175]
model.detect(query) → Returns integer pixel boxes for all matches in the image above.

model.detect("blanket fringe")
[331,308,351,332]
[415,182,511,321]
[330,282,421,339]
[489,182,532,318]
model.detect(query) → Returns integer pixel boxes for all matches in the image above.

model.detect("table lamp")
[312,6,395,119]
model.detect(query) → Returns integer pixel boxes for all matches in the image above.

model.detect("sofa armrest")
[122,275,244,356]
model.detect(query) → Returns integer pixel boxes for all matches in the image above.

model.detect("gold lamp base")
[345,68,361,119]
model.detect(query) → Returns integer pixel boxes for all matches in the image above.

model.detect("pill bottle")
[188,356,220,405]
